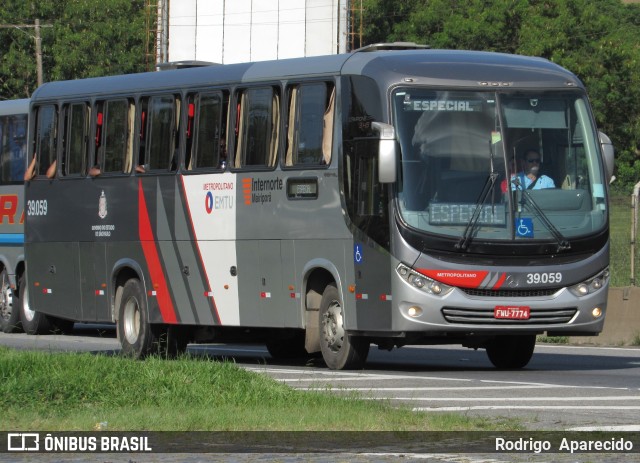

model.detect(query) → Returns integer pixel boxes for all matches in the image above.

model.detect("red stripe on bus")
[492,272,507,290]
[138,180,177,324]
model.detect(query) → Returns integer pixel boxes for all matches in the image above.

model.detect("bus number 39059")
[27,199,48,216]
[526,272,562,285]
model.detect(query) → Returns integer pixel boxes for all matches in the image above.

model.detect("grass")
[0,347,521,432]
[609,193,640,287]
[536,335,569,344]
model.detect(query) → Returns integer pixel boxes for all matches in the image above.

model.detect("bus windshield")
[392,89,607,248]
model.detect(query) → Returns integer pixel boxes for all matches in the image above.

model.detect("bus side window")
[100,99,132,174]
[30,104,58,180]
[235,87,280,168]
[285,82,334,167]
[189,91,227,170]
[145,95,177,172]
[0,113,27,183]
[62,103,89,176]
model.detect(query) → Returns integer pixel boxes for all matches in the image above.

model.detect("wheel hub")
[0,284,12,321]
[122,297,141,345]
[322,300,344,353]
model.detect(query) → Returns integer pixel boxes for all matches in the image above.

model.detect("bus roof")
[31,49,583,102]
[0,98,30,116]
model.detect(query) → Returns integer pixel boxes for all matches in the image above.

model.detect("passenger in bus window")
[24,154,36,180]
[511,150,555,190]
[45,159,56,178]
[89,164,101,177]
[24,155,56,179]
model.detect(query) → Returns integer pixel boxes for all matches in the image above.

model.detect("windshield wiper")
[455,172,499,250]
[514,180,571,252]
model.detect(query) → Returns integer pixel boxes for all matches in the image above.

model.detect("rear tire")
[19,274,54,335]
[0,269,21,333]
[319,284,369,370]
[486,334,536,369]
[118,279,157,359]
[117,279,187,359]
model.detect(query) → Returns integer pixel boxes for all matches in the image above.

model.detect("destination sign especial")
[429,203,506,226]
[404,100,481,112]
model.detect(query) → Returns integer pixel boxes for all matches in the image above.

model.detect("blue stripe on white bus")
[0,234,24,244]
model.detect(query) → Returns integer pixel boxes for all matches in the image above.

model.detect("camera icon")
[7,433,40,452]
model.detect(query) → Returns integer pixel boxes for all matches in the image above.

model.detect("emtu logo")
[241,178,252,205]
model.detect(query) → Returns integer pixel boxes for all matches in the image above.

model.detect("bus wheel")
[18,274,53,335]
[0,269,21,333]
[319,284,369,370]
[117,279,185,358]
[485,335,536,369]
[118,279,158,359]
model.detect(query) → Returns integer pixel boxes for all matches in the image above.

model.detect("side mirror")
[599,131,615,184]
[372,121,397,183]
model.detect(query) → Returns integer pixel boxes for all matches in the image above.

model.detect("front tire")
[319,284,369,370]
[0,269,20,333]
[486,335,536,369]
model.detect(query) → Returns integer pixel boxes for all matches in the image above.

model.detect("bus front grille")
[441,307,578,325]
[460,288,560,298]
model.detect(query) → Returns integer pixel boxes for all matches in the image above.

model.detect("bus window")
[62,103,89,176]
[0,113,27,183]
[34,105,58,178]
[235,87,280,168]
[189,92,228,170]
[145,95,177,171]
[285,82,334,167]
[97,99,133,174]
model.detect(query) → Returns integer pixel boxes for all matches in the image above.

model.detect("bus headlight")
[568,267,609,297]
[397,264,453,297]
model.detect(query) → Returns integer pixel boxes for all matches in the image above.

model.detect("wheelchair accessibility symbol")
[354,244,363,264]
[515,218,534,238]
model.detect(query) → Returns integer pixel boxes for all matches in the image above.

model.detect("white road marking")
[298,385,624,391]
[536,344,640,352]
[244,367,476,382]
[567,425,640,431]
[384,396,640,401]
[414,405,640,411]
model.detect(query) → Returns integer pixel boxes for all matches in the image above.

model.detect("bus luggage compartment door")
[236,240,285,327]
[79,242,108,322]
[26,241,81,321]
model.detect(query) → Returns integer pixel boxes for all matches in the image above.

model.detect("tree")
[358,0,640,192]
[0,0,148,100]
[50,0,147,81]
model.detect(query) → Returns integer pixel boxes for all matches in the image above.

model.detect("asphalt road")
[1,324,639,432]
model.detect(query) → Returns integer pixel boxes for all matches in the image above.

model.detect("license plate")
[494,305,530,320]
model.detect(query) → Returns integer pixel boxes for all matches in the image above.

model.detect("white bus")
[0,98,29,333]
[22,44,614,369]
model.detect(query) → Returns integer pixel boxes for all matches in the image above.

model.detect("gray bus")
[23,45,614,369]
[0,98,28,333]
